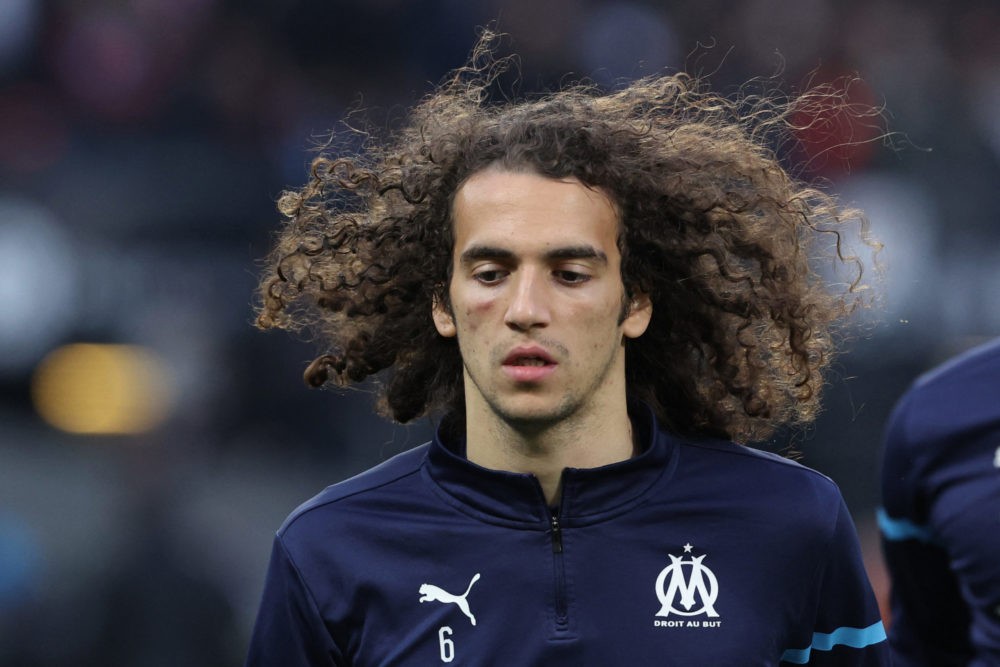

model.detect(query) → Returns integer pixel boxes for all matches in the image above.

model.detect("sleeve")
[780,499,889,666]
[244,535,346,667]
[878,397,973,667]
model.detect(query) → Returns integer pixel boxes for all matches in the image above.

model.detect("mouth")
[506,356,551,367]
[502,348,556,367]
[501,347,557,382]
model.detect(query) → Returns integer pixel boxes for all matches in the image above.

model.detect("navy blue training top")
[247,406,887,666]
[879,337,1000,666]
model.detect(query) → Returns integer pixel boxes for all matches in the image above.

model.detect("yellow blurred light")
[31,343,173,435]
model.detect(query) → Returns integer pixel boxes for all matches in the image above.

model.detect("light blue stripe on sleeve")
[876,507,934,543]
[780,621,887,664]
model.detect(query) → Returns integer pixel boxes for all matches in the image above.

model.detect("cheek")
[570,295,622,324]
[459,310,480,335]
[570,301,626,348]
[459,295,498,328]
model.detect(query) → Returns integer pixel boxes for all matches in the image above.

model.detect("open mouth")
[502,347,557,381]
[503,347,556,366]
[509,357,550,367]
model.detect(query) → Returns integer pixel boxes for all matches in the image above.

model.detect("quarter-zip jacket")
[246,407,888,666]
[879,337,1000,666]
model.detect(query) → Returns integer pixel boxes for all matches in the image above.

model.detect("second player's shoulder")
[888,337,1000,453]
[912,336,1000,393]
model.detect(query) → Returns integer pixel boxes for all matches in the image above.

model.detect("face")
[432,167,651,431]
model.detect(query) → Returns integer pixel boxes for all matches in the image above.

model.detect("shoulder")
[677,436,843,506]
[277,443,430,539]
[888,337,1000,452]
[681,436,835,478]
[912,336,1000,391]
[667,436,850,550]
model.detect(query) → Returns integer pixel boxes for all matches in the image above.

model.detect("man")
[879,337,1000,665]
[246,36,888,665]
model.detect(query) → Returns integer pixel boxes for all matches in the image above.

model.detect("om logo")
[654,544,720,618]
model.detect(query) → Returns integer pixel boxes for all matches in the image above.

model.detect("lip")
[502,346,556,366]
[501,345,557,383]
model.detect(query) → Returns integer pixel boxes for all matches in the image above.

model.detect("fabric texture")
[880,337,1000,666]
[247,406,887,666]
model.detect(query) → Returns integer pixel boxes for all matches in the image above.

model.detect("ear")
[432,296,457,338]
[622,292,652,339]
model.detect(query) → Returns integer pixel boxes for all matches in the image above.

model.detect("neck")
[464,399,636,506]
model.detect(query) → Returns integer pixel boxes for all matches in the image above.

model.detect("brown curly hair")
[256,33,879,443]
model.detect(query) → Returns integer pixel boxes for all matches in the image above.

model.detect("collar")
[423,404,678,525]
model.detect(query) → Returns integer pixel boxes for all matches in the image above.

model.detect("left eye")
[555,271,589,284]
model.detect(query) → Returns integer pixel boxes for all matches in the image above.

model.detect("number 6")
[438,626,455,663]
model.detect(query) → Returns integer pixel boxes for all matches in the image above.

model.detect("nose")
[504,268,551,331]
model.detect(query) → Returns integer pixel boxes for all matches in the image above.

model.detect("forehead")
[451,168,620,252]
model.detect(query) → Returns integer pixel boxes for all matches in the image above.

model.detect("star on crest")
[683,543,693,553]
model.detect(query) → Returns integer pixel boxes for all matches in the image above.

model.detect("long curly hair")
[256,33,880,443]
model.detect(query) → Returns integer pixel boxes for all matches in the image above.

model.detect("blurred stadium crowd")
[1,0,998,663]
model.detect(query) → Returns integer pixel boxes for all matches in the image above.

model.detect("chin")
[490,397,578,430]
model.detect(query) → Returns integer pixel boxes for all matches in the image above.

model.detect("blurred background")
[1,0,998,663]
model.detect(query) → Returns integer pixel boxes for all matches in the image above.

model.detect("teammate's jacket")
[879,337,1000,666]
[247,406,888,666]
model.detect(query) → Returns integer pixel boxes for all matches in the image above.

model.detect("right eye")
[473,269,507,285]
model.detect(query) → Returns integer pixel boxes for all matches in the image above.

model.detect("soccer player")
[879,336,1000,665]
[245,36,888,665]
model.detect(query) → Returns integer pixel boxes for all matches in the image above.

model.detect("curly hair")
[256,34,879,443]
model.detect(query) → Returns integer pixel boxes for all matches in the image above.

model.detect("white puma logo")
[418,573,481,626]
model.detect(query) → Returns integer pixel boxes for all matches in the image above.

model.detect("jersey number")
[437,626,455,662]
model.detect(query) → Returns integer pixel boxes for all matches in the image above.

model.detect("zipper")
[549,509,569,627]
[550,514,563,553]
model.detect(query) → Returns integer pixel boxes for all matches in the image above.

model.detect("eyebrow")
[459,245,608,264]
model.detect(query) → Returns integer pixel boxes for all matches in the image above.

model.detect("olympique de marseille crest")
[654,543,720,619]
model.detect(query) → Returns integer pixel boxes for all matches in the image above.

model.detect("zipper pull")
[550,514,563,554]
